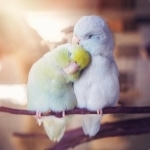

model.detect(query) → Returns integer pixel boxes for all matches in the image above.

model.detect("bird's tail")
[41,116,69,142]
[82,114,102,137]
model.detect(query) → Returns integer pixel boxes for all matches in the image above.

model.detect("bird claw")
[35,111,42,126]
[62,111,65,117]
[97,110,103,115]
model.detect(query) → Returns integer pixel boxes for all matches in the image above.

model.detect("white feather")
[73,15,120,136]
[41,116,69,142]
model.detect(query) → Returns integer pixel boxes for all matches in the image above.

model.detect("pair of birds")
[27,15,120,142]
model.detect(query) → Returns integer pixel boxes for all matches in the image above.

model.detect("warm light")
[0,84,27,105]
[26,12,66,42]
[0,1,24,17]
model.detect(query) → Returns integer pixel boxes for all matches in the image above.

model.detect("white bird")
[72,15,120,137]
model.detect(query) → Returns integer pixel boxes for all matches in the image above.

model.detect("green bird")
[27,43,91,142]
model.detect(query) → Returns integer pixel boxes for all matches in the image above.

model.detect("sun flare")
[26,12,66,42]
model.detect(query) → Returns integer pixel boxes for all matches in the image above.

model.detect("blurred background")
[0,0,150,150]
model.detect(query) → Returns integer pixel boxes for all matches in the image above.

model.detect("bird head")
[72,15,114,58]
[70,45,91,70]
[63,44,91,75]
[54,43,90,75]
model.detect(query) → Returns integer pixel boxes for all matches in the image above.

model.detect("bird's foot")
[62,111,65,118]
[97,109,103,115]
[35,111,42,126]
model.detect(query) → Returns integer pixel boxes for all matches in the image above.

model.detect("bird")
[72,15,120,137]
[27,43,91,142]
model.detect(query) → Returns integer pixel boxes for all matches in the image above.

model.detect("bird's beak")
[72,35,80,44]
[63,61,80,75]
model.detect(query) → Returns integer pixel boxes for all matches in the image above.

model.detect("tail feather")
[41,116,68,142]
[82,114,102,137]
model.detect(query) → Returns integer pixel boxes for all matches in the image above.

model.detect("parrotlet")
[72,16,120,137]
[27,43,91,142]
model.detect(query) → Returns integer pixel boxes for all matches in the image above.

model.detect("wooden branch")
[13,132,48,139]
[1,106,150,117]
[47,117,150,150]
[13,116,150,150]
[1,105,150,149]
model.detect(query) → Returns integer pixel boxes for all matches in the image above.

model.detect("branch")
[1,106,150,117]
[13,132,48,139]
[6,105,150,150]
[13,117,150,150]
[47,117,150,150]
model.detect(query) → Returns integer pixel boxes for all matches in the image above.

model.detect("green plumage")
[27,43,90,142]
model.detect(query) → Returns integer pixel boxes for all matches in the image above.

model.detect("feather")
[73,16,120,136]
[27,43,91,141]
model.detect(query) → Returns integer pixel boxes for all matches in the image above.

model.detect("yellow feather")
[71,45,91,70]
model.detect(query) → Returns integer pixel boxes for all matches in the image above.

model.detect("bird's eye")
[88,34,93,39]
[68,51,71,57]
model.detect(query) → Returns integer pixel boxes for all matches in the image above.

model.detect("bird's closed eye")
[68,51,72,57]
[87,34,93,39]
